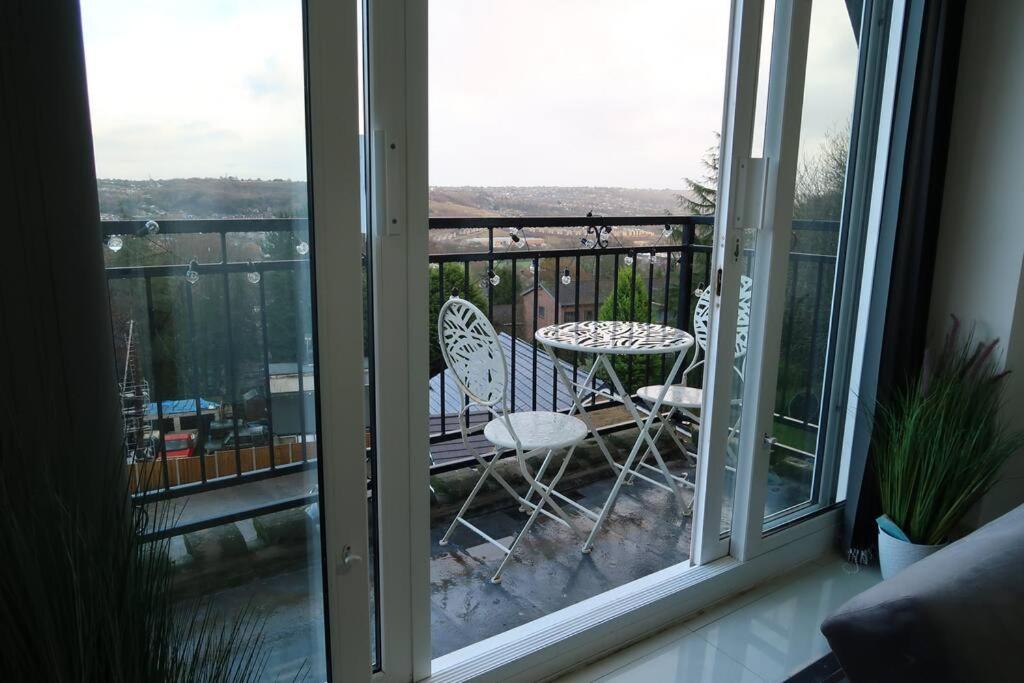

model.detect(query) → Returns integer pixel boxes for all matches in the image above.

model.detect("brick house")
[519,280,597,334]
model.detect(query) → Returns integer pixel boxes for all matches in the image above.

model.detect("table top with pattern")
[535,320,693,355]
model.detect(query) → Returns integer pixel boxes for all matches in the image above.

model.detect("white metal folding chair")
[437,297,588,582]
[632,275,753,511]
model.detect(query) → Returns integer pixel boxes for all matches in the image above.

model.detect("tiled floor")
[556,555,881,683]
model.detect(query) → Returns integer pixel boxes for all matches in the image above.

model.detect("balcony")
[103,214,837,667]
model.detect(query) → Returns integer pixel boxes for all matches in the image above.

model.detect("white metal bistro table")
[534,320,695,552]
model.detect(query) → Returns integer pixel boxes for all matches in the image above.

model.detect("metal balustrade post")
[294,279,309,463]
[511,257,517,409]
[573,255,580,385]
[220,232,243,477]
[645,254,655,386]
[552,255,561,407]
[185,281,208,482]
[803,259,826,427]
[592,253,602,404]
[144,276,171,492]
[438,263,446,434]
[532,257,539,411]
[258,273,276,470]
[677,223,695,383]
[778,259,800,414]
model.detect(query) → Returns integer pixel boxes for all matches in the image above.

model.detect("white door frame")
[691,0,765,566]
[729,0,813,562]
[364,1,432,681]
[349,0,904,680]
[305,0,373,678]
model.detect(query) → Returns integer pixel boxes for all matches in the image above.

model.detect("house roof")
[145,398,219,417]
[519,280,598,307]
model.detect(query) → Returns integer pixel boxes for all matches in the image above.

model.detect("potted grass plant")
[872,317,1024,578]
[0,416,279,681]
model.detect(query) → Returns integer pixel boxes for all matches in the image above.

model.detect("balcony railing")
[103,214,839,530]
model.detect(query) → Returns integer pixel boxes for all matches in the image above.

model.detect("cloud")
[81,0,857,188]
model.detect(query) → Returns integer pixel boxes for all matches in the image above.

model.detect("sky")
[81,0,857,189]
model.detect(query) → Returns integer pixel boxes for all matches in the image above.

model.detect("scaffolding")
[120,320,152,462]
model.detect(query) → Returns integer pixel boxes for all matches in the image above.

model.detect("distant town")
[97,178,686,222]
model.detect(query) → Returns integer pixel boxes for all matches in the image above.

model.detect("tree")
[776,123,851,417]
[793,124,849,221]
[597,269,651,393]
[679,133,720,216]
[489,262,516,307]
[428,263,487,377]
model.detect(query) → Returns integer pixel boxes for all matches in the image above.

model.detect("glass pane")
[428,0,730,658]
[718,0,777,538]
[763,0,858,527]
[357,0,383,669]
[80,1,361,678]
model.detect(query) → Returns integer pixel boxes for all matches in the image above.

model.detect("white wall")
[928,0,1024,526]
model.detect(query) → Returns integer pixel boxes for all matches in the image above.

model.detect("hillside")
[96,178,687,221]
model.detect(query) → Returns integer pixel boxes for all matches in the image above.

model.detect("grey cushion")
[821,503,1024,682]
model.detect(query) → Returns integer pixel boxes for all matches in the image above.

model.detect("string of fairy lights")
[106,220,310,288]
[462,220,680,296]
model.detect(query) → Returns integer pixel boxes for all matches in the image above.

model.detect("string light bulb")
[107,235,123,252]
[185,258,200,285]
[246,261,261,284]
[624,253,634,266]
[144,220,160,235]
[488,269,501,286]
[509,227,525,248]
[561,268,571,286]
[296,240,310,255]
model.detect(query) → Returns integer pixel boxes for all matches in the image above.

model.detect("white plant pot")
[877,528,946,579]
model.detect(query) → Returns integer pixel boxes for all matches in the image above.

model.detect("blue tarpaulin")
[145,398,219,417]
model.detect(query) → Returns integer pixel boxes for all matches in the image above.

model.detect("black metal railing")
[103,214,839,507]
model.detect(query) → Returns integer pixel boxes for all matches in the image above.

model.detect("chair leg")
[627,407,674,484]
[440,449,504,546]
[519,448,554,511]
[520,447,575,526]
[491,495,546,583]
[492,448,575,582]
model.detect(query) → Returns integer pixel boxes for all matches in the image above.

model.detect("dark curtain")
[842,0,966,560]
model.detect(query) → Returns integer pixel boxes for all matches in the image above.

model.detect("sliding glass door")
[82,0,373,679]
[700,0,879,561]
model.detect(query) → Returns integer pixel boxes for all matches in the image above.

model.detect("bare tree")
[793,123,850,221]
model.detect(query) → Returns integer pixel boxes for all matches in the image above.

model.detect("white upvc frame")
[691,0,765,567]
[728,0,813,562]
[304,0,373,679]
[363,1,432,681]
[839,0,910,503]
[349,1,908,681]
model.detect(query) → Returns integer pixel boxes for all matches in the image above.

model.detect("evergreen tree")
[679,133,720,216]
[597,269,651,393]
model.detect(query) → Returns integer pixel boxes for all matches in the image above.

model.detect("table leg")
[611,351,688,506]
[581,350,688,552]
[543,345,617,472]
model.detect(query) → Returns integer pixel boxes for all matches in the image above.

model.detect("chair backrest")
[437,297,507,408]
[693,274,753,359]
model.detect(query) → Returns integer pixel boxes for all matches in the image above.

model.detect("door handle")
[336,545,363,575]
